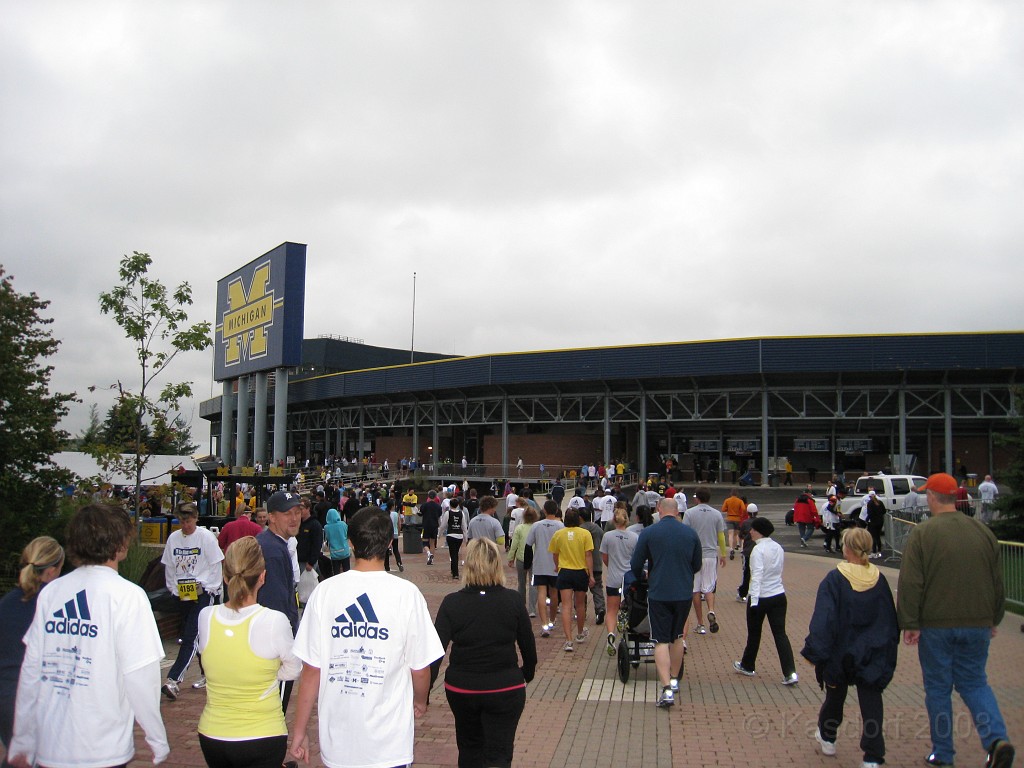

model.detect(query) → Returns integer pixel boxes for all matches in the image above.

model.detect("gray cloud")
[2,1,1022,444]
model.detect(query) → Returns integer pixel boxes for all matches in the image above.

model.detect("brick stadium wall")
[482,433,605,469]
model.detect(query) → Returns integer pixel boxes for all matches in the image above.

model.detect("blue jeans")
[918,627,1008,762]
[797,522,814,542]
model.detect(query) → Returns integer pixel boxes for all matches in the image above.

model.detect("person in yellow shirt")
[402,489,419,518]
[548,509,595,653]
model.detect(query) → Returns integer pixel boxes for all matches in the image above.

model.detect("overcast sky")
[3,1,1023,446]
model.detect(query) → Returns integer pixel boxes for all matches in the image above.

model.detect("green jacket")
[896,511,1005,630]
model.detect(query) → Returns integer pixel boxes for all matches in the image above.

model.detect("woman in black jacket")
[801,527,899,767]
[431,538,538,768]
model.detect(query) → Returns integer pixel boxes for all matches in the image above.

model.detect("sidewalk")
[141,513,1024,768]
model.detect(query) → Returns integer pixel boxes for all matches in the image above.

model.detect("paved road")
[141,503,1022,768]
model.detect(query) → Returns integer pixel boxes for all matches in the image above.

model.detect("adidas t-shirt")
[292,570,443,768]
[12,565,165,768]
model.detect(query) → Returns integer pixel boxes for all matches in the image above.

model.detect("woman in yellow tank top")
[197,536,301,768]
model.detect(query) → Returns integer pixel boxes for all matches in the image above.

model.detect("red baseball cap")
[914,473,958,494]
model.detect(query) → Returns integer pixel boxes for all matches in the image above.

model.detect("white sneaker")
[563,641,574,652]
[814,728,836,756]
[695,624,707,635]
[656,687,675,708]
[782,672,799,686]
[191,675,207,690]
[575,628,589,643]
[733,661,755,677]
[161,679,179,701]
[669,678,679,693]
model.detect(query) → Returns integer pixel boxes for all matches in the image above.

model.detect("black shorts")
[605,585,621,598]
[556,568,589,593]
[532,573,558,589]
[648,599,692,644]
[422,527,438,540]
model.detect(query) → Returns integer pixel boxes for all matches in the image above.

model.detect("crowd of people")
[0,471,1015,768]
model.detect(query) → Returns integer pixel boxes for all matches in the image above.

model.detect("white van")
[820,474,929,518]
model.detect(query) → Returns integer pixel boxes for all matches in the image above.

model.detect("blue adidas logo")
[332,593,389,640]
[44,590,98,637]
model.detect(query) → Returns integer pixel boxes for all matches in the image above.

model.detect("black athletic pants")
[818,682,886,764]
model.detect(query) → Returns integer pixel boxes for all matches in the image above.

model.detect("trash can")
[403,524,423,555]
[768,472,780,488]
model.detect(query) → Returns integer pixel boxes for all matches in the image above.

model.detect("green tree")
[993,389,1024,542]
[97,252,211,516]
[70,403,104,450]
[0,267,77,567]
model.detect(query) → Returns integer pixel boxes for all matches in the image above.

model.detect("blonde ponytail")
[19,536,64,600]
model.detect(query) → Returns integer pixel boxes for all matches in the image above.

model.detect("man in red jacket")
[218,507,263,551]
[793,486,820,548]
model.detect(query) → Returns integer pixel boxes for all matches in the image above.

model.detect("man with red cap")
[897,473,1014,768]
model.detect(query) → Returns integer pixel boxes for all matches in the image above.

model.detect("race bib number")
[177,580,200,601]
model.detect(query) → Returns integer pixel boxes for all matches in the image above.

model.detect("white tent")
[52,452,201,487]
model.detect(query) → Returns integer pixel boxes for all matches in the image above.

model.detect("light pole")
[410,271,417,364]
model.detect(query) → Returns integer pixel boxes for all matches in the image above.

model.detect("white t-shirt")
[505,492,519,510]
[162,526,224,596]
[11,565,166,768]
[675,493,688,515]
[508,507,524,540]
[593,495,615,523]
[292,571,443,768]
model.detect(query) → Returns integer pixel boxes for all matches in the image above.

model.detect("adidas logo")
[332,593,389,640]
[45,590,98,637]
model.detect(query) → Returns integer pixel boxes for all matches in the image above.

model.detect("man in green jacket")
[897,472,1014,768]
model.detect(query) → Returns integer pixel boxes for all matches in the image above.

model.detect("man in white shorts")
[683,487,727,635]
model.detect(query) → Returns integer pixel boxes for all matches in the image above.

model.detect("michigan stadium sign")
[214,242,306,381]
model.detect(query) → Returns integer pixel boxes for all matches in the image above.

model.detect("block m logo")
[221,261,277,366]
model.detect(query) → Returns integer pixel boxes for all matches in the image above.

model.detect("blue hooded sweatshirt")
[324,508,350,560]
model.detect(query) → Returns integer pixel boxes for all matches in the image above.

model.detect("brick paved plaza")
[139,504,1023,768]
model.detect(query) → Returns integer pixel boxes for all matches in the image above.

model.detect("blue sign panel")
[213,242,306,381]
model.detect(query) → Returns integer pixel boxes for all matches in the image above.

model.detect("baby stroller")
[615,572,667,683]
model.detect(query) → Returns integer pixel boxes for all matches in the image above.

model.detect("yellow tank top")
[198,606,286,739]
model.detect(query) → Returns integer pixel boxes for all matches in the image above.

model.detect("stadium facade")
[200,331,1024,485]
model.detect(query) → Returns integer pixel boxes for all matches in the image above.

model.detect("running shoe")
[427,553,434,565]
[398,564,404,572]
[669,678,679,693]
[161,679,179,701]
[800,539,808,548]
[595,610,605,625]
[782,672,799,686]
[814,728,836,756]
[732,661,755,677]
[695,624,707,635]
[656,687,675,708]
[987,739,1015,768]
[729,549,735,560]
[707,611,719,633]
[924,756,954,767]
[735,592,745,602]
[192,676,207,690]
[575,628,589,643]
[606,633,616,656]
[563,641,574,653]
[540,624,551,638]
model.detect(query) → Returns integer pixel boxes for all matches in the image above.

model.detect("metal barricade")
[885,512,920,563]
[1002,540,1024,611]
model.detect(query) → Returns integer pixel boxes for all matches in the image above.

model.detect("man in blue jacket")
[631,497,702,709]
[258,490,303,712]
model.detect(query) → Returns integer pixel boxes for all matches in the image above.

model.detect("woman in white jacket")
[732,517,798,685]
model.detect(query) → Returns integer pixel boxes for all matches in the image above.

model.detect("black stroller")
[615,572,679,683]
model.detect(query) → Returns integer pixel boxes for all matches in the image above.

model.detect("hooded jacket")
[800,563,899,688]
[323,508,350,560]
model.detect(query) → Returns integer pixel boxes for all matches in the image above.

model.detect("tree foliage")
[0,267,77,567]
[992,389,1024,542]
[94,252,211,514]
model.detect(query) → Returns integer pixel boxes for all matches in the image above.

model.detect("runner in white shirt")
[289,507,443,768]
[10,505,169,767]
[160,502,224,699]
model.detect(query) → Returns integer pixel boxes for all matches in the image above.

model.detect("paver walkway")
[137,505,1023,768]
